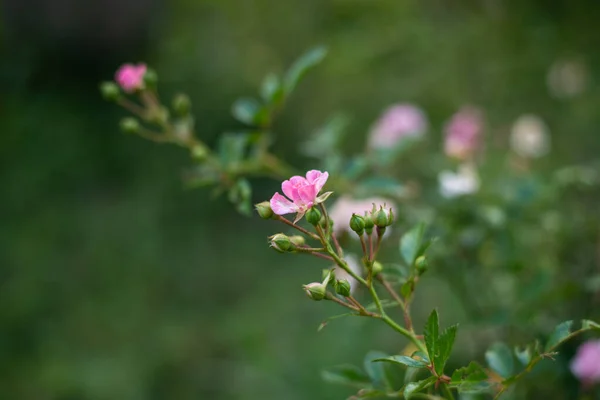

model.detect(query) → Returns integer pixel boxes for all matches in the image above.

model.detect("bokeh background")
[2,1,600,399]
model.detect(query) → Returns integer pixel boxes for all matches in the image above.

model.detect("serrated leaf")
[260,73,283,105]
[485,342,514,378]
[411,351,430,364]
[514,346,532,366]
[284,45,327,93]
[403,376,436,399]
[373,355,428,369]
[364,351,391,390]
[231,97,264,126]
[545,319,600,352]
[451,361,488,384]
[453,380,493,394]
[424,309,439,366]
[321,365,370,387]
[435,324,458,375]
[400,223,426,266]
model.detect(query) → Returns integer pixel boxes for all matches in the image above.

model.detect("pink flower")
[444,107,483,160]
[368,104,428,149]
[571,340,600,385]
[115,63,147,93]
[270,170,330,222]
[329,196,395,237]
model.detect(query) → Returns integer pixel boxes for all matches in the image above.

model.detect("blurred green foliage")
[2,0,600,399]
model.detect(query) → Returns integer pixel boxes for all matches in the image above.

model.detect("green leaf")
[400,223,426,266]
[218,133,248,166]
[411,351,430,364]
[514,346,532,366]
[373,355,428,369]
[260,73,283,105]
[231,98,269,126]
[284,45,327,93]
[403,376,436,399]
[435,324,458,375]
[424,309,439,366]
[228,179,252,215]
[321,365,370,387]
[364,351,391,390]
[450,361,488,384]
[485,342,514,378]
[301,113,349,159]
[545,319,600,352]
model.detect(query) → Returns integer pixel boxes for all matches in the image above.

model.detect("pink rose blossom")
[329,196,395,237]
[571,340,600,385]
[115,63,147,93]
[444,107,483,160]
[270,170,330,222]
[368,103,428,149]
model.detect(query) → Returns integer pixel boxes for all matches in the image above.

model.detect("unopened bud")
[143,68,158,88]
[255,201,274,219]
[100,81,120,101]
[374,207,390,228]
[270,233,292,252]
[364,213,375,235]
[149,106,170,125]
[191,145,209,162]
[372,261,383,275]
[415,255,428,274]
[306,207,322,226]
[303,282,326,301]
[335,279,351,297]
[322,269,335,282]
[289,235,305,247]
[350,214,365,235]
[172,93,191,116]
[120,117,140,134]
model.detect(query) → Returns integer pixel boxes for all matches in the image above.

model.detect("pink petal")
[270,192,298,215]
[281,179,296,200]
[298,184,316,205]
[306,170,329,194]
[287,176,308,202]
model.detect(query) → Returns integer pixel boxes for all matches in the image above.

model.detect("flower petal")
[306,170,329,194]
[297,184,316,206]
[270,192,298,215]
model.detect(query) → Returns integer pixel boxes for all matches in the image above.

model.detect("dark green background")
[2,1,600,398]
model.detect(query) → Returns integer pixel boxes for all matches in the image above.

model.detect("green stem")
[441,383,455,400]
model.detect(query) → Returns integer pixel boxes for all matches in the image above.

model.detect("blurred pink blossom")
[571,340,600,385]
[329,196,395,237]
[444,107,483,160]
[368,104,428,149]
[270,170,329,221]
[115,63,147,93]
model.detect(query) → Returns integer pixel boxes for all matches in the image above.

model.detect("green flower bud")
[269,233,292,252]
[191,145,209,162]
[374,207,390,228]
[349,213,365,235]
[371,261,383,275]
[335,279,351,297]
[100,81,120,101]
[363,213,375,235]
[172,93,191,116]
[255,201,274,219]
[303,282,326,301]
[143,68,158,88]
[120,117,140,134]
[322,268,335,282]
[289,235,306,247]
[149,106,170,125]
[415,255,428,274]
[306,207,322,226]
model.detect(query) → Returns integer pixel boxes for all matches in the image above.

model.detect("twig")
[275,216,320,240]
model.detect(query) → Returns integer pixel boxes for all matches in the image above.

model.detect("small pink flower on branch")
[270,170,331,223]
[571,340,600,386]
[444,106,483,160]
[368,103,427,149]
[115,63,147,93]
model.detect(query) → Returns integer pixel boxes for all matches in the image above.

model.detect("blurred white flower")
[329,196,395,237]
[368,103,428,149]
[438,164,480,198]
[333,254,363,295]
[510,114,550,159]
[547,59,589,99]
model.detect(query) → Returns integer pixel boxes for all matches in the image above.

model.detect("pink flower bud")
[443,107,483,160]
[368,103,427,149]
[269,170,330,222]
[115,63,147,93]
[571,340,600,385]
